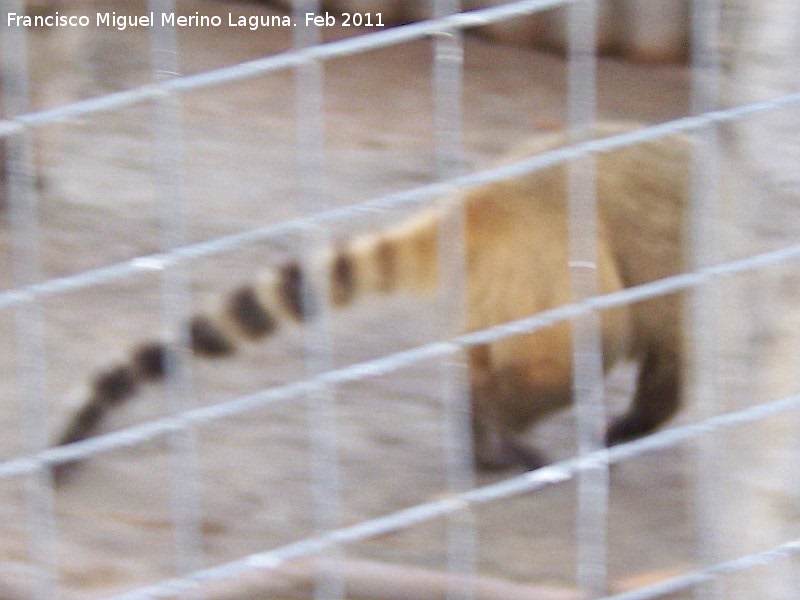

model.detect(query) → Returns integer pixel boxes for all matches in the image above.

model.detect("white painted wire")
[2,96,800,314]
[605,538,800,600]
[0,227,799,483]
[0,0,795,139]
[432,1,478,599]
[292,3,344,600]
[566,2,608,597]
[688,1,725,599]
[2,1,800,599]
[88,394,800,600]
[2,1,58,598]
[148,0,206,587]
[0,0,584,141]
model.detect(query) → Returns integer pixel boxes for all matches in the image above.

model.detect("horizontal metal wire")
[0,0,579,139]
[4,3,800,597]
[1,91,797,600]
[3,231,800,480]
[91,390,800,600]
[2,93,800,313]
[606,538,800,600]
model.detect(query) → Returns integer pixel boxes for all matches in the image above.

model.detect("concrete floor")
[1,1,797,599]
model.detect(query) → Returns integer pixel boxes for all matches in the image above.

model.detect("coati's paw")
[474,440,547,472]
[511,443,549,472]
[605,415,649,447]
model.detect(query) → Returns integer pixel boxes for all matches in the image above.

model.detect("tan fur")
[463,124,687,467]
[52,122,688,479]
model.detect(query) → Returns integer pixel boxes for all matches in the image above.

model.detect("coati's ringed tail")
[52,122,689,480]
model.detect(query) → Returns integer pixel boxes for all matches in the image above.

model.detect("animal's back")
[477,122,688,346]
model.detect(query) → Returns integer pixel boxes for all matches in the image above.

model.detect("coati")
[51,122,687,479]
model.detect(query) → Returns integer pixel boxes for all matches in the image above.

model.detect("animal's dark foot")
[474,440,547,472]
[605,413,652,446]
[512,444,548,471]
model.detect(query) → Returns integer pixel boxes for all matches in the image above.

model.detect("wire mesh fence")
[1,0,800,599]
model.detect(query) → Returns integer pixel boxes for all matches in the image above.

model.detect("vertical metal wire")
[2,3,799,599]
[432,2,477,599]
[566,1,608,597]
[689,1,724,598]
[2,1,59,598]
[725,5,800,596]
[293,3,343,599]
[148,0,205,588]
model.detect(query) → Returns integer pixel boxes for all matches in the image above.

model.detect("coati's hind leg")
[605,344,682,446]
